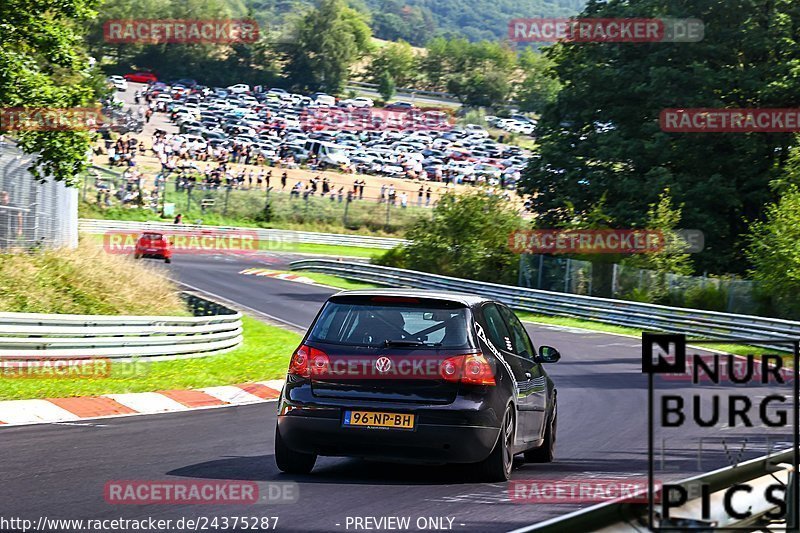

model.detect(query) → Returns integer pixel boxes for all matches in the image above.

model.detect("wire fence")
[0,141,78,251]
[83,167,436,234]
[519,253,757,314]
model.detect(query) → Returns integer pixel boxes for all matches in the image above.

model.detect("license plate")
[343,410,415,430]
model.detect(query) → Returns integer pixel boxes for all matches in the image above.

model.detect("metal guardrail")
[509,447,796,532]
[0,292,242,360]
[79,218,407,250]
[346,80,459,103]
[289,260,800,350]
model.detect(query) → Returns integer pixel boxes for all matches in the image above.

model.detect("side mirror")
[538,346,561,363]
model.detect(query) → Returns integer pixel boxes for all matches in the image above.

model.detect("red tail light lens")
[439,353,495,386]
[440,356,463,382]
[462,353,496,385]
[289,345,330,378]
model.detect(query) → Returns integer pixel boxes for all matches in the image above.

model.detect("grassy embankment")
[0,242,300,400]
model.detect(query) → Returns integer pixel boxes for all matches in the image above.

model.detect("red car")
[123,72,158,84]
[134,232,172,263]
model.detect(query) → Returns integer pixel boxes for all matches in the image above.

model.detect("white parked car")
[465,124,490,137]
[504,121,526,133]
[108,76,128,91]
[312,93,336,107]
[342,97,374,108]
[227,84,251,94]
[447,160,476,177]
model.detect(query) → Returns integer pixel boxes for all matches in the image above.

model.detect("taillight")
[439,353,495,386]
[462,353,496,385]
[440,356,463,382]
[288,345,329,378]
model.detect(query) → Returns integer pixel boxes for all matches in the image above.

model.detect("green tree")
[88,0,279,87]
[377,72,395,101]
[746,186,800,318]
[401,191,522,284]
[621,188,694,302]
[282,0,372,93]
[519,0,800,275]
[448,69,511,108]
[367,40,415,87]
[1,0,103,185]
[623,188,693,276]
[516,50,561,114]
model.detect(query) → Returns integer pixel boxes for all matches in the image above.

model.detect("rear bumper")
[136,249,169,259]
[278,412,498,464]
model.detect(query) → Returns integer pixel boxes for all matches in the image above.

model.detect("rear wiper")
[383,339,423,347]
[382,340,442,347]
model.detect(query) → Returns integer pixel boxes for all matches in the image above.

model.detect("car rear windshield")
[141,233,163,240]
[308,297,472,349]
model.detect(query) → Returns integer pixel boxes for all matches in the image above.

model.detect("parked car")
[304,140,351,168]
[123,72,157,84]
[134,232,172,263]
[341,97,374,108]
[310,93,336,107]
[274,290,561,481]
[384,102,417,112]
[227,84,251,94]
[108,75,128,91]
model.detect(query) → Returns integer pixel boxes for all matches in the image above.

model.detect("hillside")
[244,0,586,45]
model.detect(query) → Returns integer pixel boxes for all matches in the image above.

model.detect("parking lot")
[97,79,534,212]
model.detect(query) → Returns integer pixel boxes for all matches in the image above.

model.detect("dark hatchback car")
[275,290,560,481]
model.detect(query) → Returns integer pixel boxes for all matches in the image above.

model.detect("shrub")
[373,245,407,268]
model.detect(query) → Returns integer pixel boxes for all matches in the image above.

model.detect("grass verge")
[283,243,384,259]
[0,240,186,315]
[0,316,300,401]
[284,270,380,290]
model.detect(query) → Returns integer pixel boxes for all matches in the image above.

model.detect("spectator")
[174,213,183,224]
[426,187,432,206]
[400,192,408,208]
[418,186,424,206]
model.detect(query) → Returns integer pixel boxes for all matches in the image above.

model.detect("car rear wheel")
[524,403,556,463]
[134,253,142,259]
[275,426,316,474]
[164,258,171,264]
[474,406,514,481]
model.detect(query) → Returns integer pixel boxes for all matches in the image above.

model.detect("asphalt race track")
[1,253,791,532]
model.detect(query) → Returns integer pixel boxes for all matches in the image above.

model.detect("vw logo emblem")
[375,356,392,373]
